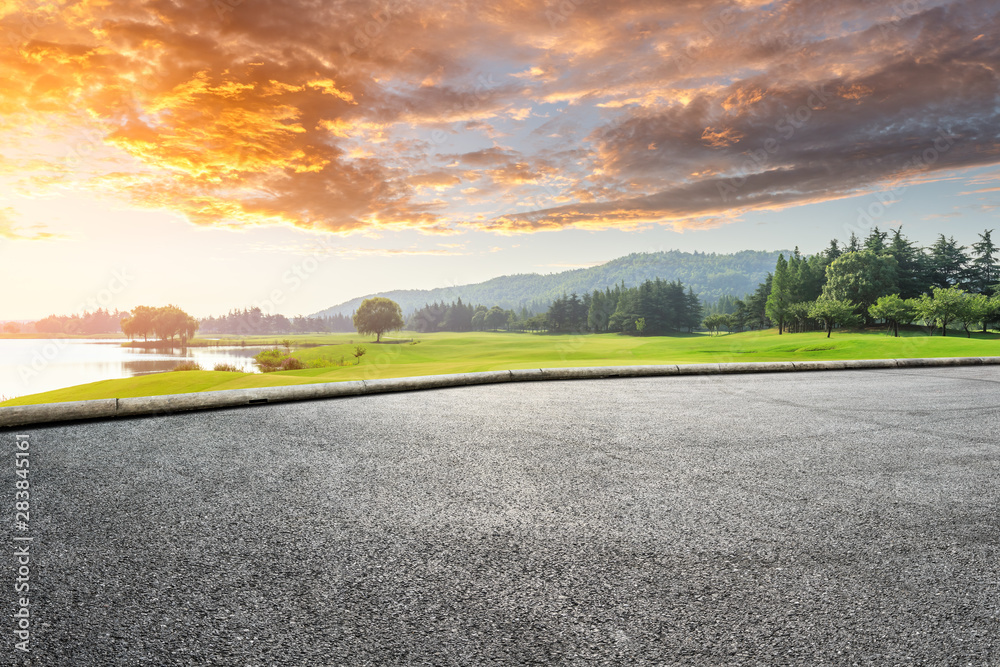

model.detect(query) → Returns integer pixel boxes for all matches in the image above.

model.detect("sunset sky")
[1,0,998,319]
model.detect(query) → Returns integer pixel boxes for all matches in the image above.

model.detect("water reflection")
[0,339,266,401]
[123,360,192,375]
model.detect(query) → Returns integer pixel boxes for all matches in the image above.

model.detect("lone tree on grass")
[353,297,404,343]
[807,297,859,338]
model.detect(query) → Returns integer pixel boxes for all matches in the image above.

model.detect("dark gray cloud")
[0,0,996,233]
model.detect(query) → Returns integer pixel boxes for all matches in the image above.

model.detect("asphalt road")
[3,367,999,665]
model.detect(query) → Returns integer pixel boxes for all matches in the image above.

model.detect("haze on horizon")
[1,0,998,319]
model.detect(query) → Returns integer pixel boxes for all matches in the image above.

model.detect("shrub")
[254,347,306,372]
[213,363,242,372]
[352,345,367,364]
[172,361,201,371]
[279,357,306,371]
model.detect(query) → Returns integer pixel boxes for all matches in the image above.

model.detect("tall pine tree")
[766,254,791,334]
[970,229,998,295]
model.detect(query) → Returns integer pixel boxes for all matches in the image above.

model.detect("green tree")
[352,297,404,342]
[444,298,473,331]
[182,315,199,345]
[785,301,813,333]
[471,310,486,331]
[798,254,826,302]
[352,345,367,364]
[885,226,927,299]
[868,294,914,337]
[121,305,196,344]
[634,317,646,335]
[823,238,842,264]
[728,303,747,333]
[766,254,791,335]
[822,250,898,321]
[703,313,728,335]
[808,298,859,338]
[151,305,192,343]
[121,305,158,342]
[846,232,861,253]
[485,306,507,331]
[970,229,998,295]
[587,287,619,333]
[683,286,703,333]
[744,275,772,330]
[863,227,888,255]
[928,235,969,289]
[957,293,992,338]
[787,250,804,302]
[913,287,966,336]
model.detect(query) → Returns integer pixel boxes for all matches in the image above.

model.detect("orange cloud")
[0,0,997,239]
[409,172,463,190]
[722,86,766,113]
[701,126,745,148]
[0,207,66,241]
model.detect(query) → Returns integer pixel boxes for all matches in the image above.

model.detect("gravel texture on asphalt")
[2,367,999,666]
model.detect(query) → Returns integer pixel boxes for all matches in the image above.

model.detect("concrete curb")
[2,357,999,429]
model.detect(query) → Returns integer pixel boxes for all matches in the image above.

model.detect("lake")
[0,339,264,401]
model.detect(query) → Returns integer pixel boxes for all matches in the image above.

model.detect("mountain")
[310,249,786,317]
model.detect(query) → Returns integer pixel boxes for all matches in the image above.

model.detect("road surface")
[3,367,999,665]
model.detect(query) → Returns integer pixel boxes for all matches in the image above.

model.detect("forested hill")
[311,249,787,317]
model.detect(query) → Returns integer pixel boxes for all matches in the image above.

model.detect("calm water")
[0,339,263,401]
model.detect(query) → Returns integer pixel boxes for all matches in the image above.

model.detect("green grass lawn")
[2,328,997,406]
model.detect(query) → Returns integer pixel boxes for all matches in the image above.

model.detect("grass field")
[2,327,998,406]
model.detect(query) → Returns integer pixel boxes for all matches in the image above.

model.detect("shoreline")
[0,334,333,348]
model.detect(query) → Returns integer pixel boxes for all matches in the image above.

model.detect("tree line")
[12,306,355,338]
[199,307,354,334]
[27,308,130,335]
[703,227,1000,337]
[127,306,355,343]
[405,279,703,335]
[408,299,545,333]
